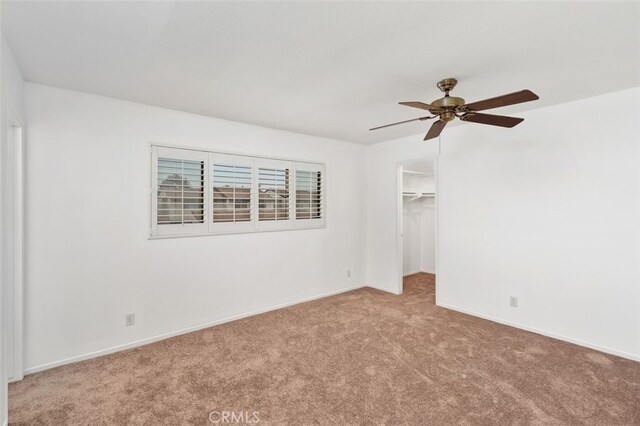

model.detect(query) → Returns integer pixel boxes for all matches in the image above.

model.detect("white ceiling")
[2,1,639,144]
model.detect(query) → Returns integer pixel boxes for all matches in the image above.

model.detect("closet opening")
[398,158,437,297]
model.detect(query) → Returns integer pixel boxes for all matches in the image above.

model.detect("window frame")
[150,145,325,238]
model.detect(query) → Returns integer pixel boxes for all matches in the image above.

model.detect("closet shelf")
[402,170,434,176]
[403,192,435,200]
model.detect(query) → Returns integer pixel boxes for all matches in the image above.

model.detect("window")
[151,146,324,237]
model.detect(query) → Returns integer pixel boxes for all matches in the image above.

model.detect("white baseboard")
[24,283,367,375]
[437,302,640,362]
[366,283,401,295]
[8,374,23,383]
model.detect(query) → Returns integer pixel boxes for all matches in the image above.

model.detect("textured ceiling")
[2,1,639,144]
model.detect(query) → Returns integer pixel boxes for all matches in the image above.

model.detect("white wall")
[23,83,366,372]
[1,33,25,426]
[402,202,421,275]
[367,87,640,360]
[420,202,436,274]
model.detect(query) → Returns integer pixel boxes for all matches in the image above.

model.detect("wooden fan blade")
[461,113,524,128]
[463,90,539,112]
[369,116,431,131]
[399,101,442,112]
[424,120,446,141]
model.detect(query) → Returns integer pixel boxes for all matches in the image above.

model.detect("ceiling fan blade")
[369,116,432,131]
[399,101,442,112]
[463,90,539,112]
[424,120,446,141]
[461,113,524,128]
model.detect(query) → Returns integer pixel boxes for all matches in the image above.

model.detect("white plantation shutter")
[210,153,254,232]
[151,147,208,236]
[295,163,325,227]
[151,146,323,237]
[256,159,293,230]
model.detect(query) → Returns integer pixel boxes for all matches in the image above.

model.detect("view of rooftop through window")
[258,167,290,221]
[212,163,252,223]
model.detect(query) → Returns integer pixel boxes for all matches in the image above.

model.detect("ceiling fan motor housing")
[430,96,465,121]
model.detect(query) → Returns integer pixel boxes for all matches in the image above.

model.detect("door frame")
[4,118,24,382]
[396,156,439,295]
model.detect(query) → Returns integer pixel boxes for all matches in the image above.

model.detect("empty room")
[1,1,639,425]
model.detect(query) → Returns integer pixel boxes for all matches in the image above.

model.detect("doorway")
[398,158,437,295]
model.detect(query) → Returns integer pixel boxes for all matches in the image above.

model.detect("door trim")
[6,119,24,382]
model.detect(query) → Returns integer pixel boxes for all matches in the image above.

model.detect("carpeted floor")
[9,273,640,425]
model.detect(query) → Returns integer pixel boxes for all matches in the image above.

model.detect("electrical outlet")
[347,270,351,278]
[509,297,518,308]
[125,313,135,326]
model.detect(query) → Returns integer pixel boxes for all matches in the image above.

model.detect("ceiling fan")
[370,78,539,141]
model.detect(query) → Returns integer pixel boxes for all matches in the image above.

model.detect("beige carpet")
[9,273,640,425]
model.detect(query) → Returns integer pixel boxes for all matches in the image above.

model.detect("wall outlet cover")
[125,313,135,326]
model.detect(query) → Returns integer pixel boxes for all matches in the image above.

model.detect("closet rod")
[402,170,433,176]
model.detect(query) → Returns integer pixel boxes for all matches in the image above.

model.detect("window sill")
[148,223,326,240]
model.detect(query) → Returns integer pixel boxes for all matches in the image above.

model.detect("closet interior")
[402,159,436,277]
